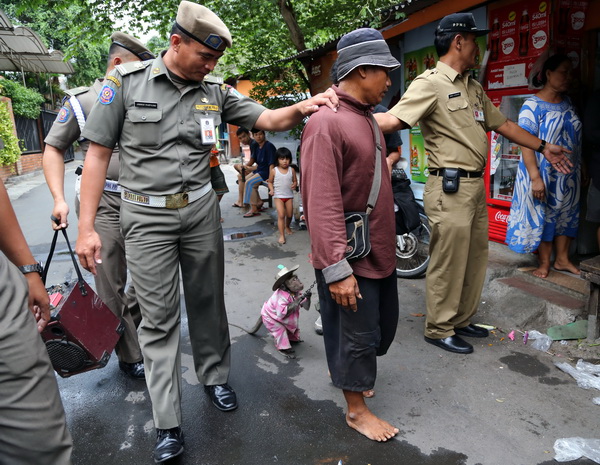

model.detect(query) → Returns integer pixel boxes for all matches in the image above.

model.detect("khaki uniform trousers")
[121,191,231,429]
[94,191,142,363]
[423,175,489,339]
[77,189,143,364]
[0,254,73,465]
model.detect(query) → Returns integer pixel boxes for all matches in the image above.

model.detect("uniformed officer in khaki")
[376,13,572,355]
[43,33,153,379]
[74,1,338,462]
[0,180,73,465]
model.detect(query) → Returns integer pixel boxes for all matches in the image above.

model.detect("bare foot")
[532,264,550,278]
[278,236,286,245]
[554,260,580,275]
[346,407,398,442]
[285,228,294,235]
[363,389,375,398]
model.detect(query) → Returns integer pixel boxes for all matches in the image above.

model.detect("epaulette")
[115,61,151,76]
[204,74,223,84]
[65,86,90,97]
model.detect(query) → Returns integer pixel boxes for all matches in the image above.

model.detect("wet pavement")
[8,163,599,465]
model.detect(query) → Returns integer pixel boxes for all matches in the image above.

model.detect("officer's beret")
[175,1,232,51]
[110,32,155,61]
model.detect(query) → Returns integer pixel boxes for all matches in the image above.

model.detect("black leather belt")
[429,168,483,178]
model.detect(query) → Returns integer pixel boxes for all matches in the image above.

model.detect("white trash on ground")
[555,359,600,391]
[527,330,553,352]
[554,437,600,463]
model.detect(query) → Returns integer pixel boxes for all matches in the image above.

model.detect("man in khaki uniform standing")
[0,179,73,465]
[74,1,338,462]
[376,13,572,354]
[43,33,154,379]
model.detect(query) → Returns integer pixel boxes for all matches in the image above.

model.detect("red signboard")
[486,0,550,89]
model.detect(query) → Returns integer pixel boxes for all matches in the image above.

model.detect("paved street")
[7,163,598,465]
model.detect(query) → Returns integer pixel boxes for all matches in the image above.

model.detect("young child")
[261,265,311,359]
[268,147,297,245]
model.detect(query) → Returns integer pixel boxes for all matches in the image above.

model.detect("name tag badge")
[200,117,216,144]
[474,109,485,122]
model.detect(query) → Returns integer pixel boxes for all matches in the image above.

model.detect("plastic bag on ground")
[554,437,600,463]
[527,330,553,352]
[554,360,600,391]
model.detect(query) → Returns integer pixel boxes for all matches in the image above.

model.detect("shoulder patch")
[56,106,70,123]
[106,75,121,87]
[65,86,90,97]
[115,61,151,76]
[98,85,116,105]
[223,84,243,99]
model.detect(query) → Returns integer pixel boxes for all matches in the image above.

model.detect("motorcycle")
[392,166,431,279]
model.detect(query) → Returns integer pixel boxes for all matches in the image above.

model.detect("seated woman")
[505,54,582,278]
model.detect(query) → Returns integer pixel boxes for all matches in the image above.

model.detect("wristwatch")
[18,263,43,275]
[537,139,547,153]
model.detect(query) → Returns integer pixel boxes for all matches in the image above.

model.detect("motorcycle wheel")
[396,213,430,279]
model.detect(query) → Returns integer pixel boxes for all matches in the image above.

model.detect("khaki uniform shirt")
[389,61,507,171]
[45,79,121,181]
[81,53,265,195]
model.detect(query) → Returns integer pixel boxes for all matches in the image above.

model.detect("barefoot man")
[301,28,400,441]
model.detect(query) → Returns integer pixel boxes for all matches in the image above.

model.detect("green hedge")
[0,79,44,119]
[0,100,22,166]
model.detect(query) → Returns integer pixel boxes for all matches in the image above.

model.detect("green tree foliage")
[0,0,109,90]
[0,79,44,119]
[16,0,403,96]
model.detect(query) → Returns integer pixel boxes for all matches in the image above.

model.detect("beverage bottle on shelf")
[519,9,530,56]
[490,17,500,61]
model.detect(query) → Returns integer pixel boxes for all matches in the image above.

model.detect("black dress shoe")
[153,427,184,463]
[455,324,489,338]
[424,335,473,354]
[119,360,145,379]
[204,383,238,411]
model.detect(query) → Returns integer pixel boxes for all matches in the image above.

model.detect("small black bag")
[344,114,382,262]
[442,167,460,193]
[344,212,371,261]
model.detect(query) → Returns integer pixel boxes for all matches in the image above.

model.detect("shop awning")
[0,10,74,74]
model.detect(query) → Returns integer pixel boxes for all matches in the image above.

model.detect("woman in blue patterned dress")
[505,54,582,278]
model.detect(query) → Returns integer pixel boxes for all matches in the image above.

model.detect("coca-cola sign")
[495,211,509,223]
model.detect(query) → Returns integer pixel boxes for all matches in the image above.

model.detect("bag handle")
[42,215,88,296]
[365,113,382,215]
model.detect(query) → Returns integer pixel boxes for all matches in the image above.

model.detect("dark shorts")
[211,165,229,196]
[315,269,399,392]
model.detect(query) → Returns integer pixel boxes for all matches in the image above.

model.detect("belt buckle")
[165,192,189,209]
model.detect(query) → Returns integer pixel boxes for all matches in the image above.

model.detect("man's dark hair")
[236,127,250,136]
[251,129,265,136]
[170,23,192,43]
[434,31,457,57]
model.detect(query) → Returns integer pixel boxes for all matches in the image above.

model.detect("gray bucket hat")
[336,28,400,81]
